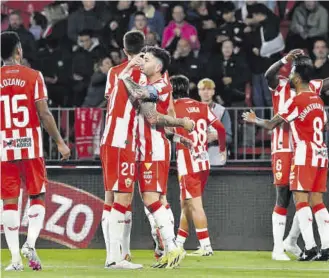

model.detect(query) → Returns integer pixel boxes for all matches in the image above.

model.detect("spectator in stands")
[101,1,134,50]
[43,3,71,50]
[207,40,249,107]
[169,38,205,99]
[29,12,47,41]
[162,4,200,51]
[35,37,73,107]
[145,31,160,46]
[186,1,217,44]
[83,57,114,107]
[285,1,328,54]
[197,78,232,165]
[244,3,281,110]
[109,49,123,65]
[6,11,36,64]
[204,1,246,54]
[128,1,165,38]
[313,39,329,104]
[130,12,151,35]
[71,30,106,106]
[67,0,111,43]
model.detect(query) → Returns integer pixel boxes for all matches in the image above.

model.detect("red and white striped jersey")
[174,98,226,176]
[100,62,140,152]
[279,91,328,167]
[271,78,323,154]
[0,65,47,162]
[137,72,172,161]
[271,76,295,154]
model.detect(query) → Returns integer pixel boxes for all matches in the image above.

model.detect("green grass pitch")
[1,249,328,278]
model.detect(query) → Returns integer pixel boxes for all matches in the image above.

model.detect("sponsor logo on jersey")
[143,171,153,184]
[3,137,32,149]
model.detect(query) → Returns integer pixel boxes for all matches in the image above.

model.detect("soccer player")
[243,55,329,261]
[170,75,227,256]
[1,32,70,271]
[120,46,194,268]
[102,33,193,269]
[264,49,304,260]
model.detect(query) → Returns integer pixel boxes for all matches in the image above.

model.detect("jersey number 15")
[0,94,29,128]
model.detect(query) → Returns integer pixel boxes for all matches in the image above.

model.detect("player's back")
[174,98,217,175]
[1,65,47,161]
[289,92,327,168]
[101,61,141,152]
[174,98,211,152]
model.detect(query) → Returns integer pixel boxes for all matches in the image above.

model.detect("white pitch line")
[39,265,329,272]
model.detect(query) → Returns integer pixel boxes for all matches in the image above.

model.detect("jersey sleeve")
[278,97,298,123]
[153,72,172,102]
[206,105,217,125]
[309,79,323,95]
[34,71,48,102]
[104,68,115,99]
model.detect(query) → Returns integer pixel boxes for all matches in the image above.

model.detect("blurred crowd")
[1,0,329,109]
[1,0,329,161]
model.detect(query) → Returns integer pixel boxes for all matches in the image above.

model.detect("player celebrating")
[263,49,304,260]
[1,32,70,271]
[170,75,227,256]
[243,55,329,261]
[120,46,193,269]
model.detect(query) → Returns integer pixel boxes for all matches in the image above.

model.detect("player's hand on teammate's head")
[286,49,304,62]
[128,53,144,68]
[57,141,71,161]
[242,109,256,124]
[183,117,195,133]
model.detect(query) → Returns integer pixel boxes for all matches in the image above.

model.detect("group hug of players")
[0,29,329,272]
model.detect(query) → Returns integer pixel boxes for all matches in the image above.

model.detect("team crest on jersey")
[144,163,152,170]
[3,137,32,149]
[125,178,133,188]
[275,172,282,181]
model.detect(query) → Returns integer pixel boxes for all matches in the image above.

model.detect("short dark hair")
[293,55,314,83]
[123,30,145,55]
[78,29,93,38]
[9,10,21,17]
[222,1,236,14]
[134,11,146,18]
[314,38,328,48]
[1,31,20,60]
[142,46,171,74]
[170,75,189,99]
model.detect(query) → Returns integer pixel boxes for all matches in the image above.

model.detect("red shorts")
[137,161,170,194]
[100,145,136,193]
[290,164,327,193]
[179,170,210,200]
[1,157,47,200]
[271,152,293,186]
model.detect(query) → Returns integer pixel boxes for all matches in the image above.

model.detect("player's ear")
[155,62,162,73]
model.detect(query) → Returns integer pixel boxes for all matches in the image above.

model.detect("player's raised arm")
[242,110,284,130]
[265,49,304,89]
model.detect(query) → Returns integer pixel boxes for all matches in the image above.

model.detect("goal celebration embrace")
[1,0,329,276]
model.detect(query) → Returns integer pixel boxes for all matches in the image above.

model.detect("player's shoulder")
[1,65,39,80]
[111,61,129,74]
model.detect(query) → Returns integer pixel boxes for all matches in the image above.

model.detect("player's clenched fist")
[182,117,195,132]
[242,109,257,124]
[57,141,71,160]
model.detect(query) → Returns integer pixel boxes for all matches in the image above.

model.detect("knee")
[276,187,291,208]
[310,193,323,208]
[143,192,159,207]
